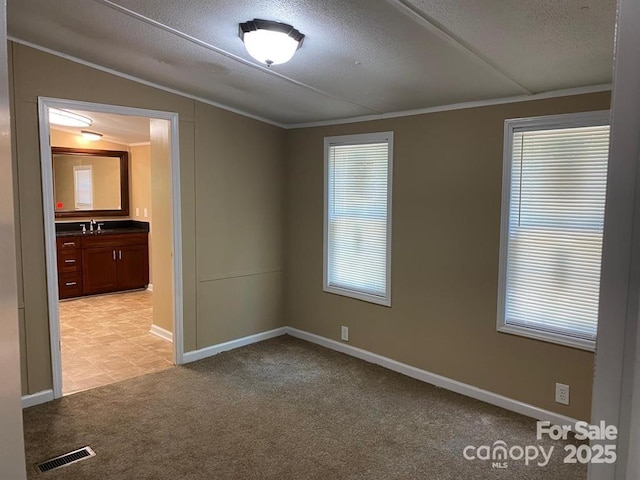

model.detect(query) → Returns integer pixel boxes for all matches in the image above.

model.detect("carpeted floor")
[23,336,587,479]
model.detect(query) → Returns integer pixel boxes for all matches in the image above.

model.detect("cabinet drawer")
[56,237,81,250]
[57,251,82,273]
[81,233,148,248]
[58,272,83,299]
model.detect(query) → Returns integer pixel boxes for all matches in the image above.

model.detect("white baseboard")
[150,324,173,342]
[22,326,579,427]
[285,327,579,427]
[183,327,287,363]
[147,284,153,292]
[22,390,54,409]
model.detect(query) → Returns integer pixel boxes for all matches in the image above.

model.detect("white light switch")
[136,207,140,216]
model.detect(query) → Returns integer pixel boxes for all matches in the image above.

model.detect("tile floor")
[59,289,173,395]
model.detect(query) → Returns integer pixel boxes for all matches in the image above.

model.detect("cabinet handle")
[64,259,76,264]
[65,282,77,286]
[119,250,122,260]
[63,242,75,247]
[113,250,116,260]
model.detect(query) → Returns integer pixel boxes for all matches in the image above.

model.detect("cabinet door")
[82,247,118,295]
[116,244,149,291]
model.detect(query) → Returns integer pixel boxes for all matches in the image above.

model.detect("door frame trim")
[37,97,184,399]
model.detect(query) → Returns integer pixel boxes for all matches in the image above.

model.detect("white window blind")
[324,132,393,306]
[498,112,610,349]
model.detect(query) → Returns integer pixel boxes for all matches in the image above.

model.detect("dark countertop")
[55,220,150,237]
[56,228,148,237]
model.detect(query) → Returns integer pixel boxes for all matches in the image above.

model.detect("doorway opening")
[38,98,184,398]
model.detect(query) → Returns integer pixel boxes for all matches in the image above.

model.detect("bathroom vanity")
[56,221,149,299]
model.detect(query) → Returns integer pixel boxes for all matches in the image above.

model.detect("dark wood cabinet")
[57,249,82,274]
[56,237,83,299]
[57,231,149,299]
[116,245,149,291]
[58,272,83,298]
[82,247,118,294]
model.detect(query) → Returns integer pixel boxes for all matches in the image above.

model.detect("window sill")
[323,285,391,307]
[497,324,595,352]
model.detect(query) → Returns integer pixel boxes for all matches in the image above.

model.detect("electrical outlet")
[135,207,140,216]
[143,208,149,218]
[341,326,349,342]
[555,383,570,405]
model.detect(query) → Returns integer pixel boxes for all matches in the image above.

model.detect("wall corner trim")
[22,390,54,409]
[149,324,173,343]
[285,327,579,427]
[182,327,287,363]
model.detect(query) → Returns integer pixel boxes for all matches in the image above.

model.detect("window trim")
[497,110,610,351]
[323,131,394,307]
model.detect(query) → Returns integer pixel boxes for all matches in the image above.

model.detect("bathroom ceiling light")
[239,19,304,66]
[80,131,102,141]
[49,108,92,127]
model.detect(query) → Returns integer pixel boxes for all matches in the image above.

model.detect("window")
[324,132,393,306]
[73,165,93,210]
[497,111,610,350]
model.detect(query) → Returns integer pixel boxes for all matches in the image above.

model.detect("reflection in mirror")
[52,147,129,218]
[54,155,121,211]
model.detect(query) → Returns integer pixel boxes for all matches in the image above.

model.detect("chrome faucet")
[89,219,96,232]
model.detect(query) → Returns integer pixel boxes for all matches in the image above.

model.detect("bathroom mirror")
[52,147,130,218]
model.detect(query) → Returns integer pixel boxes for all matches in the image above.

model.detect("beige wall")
[11,42,286,394]
[11,40,610,420]
[51,128,127,151]
[8,44,28,396]
[130,144,152,281]
[285,92,611,421]
[150,119,172,333]
[130,144,152,222]
[0,8,27,474]
[194,101,285,348]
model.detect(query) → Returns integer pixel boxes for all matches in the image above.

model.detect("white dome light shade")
[49,108,92,127]
[239,19,304,66]
[80,131,103,141]
[243,30,299,65]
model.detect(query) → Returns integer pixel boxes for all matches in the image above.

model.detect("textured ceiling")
[8,0,615,126]
[403,0,615,92]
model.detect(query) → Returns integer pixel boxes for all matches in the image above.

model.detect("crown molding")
[287,83,612,129]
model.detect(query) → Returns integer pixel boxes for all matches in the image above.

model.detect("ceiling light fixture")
[80,131,103,141]
[239,19,304,66]
[49,108,92,127]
